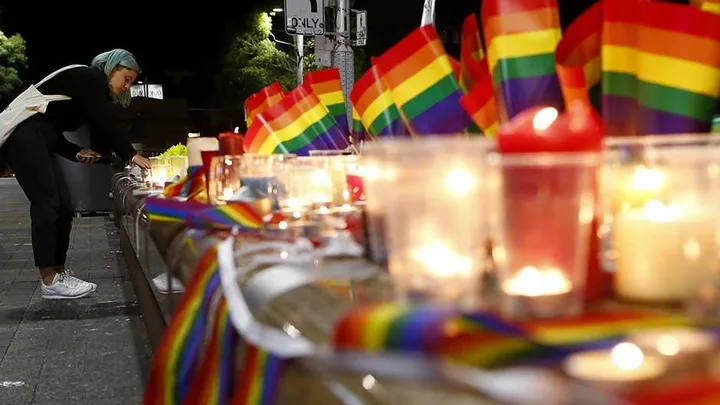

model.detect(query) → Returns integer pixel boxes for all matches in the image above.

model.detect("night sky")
[2,0,604,100]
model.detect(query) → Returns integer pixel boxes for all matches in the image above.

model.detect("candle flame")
[502,266,572,297]
[630,166,664,192]
[656,336,680,356]
[411,241,473,277]
[445,168,476,196]
[532,107,559,131]
[611,343,644,370]
[643,200,683,222]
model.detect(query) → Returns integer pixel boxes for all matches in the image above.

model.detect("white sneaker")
[152,273,185,294]
[62,269,97,292]
[41,273,95,300]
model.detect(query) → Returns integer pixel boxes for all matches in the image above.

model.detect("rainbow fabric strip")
[184,297,238,405]
[144,246,221,405]
[143,196,212,223]
[185,202,264,232]
[304,68,349,136]
[245,82,285,128]
[555,1,602,111]
[332,303,694,368]
[481,0,564,122]
[164,166,205,199]
[231,345,285,405]
[243,83,349,155]
[350,65,410,138]
[376,25,472,135]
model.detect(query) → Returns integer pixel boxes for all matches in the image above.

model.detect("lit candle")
[628,328,715,357]
[564,342,668,382]
[502,266,572,297]
[186,137,219,167]
[218,132,245,155]
[613,200,717,303]
[150,164,170,186]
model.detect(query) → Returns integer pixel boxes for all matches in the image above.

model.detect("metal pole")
[296,34,305,85]
[421,0,436,26]
[332,0,354,127]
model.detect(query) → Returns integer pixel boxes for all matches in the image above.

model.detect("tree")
[215,12,298,106]
[0,31,28,108]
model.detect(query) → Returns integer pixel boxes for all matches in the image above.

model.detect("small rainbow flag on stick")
[144,246,221,405]
[459,14,485,93]
[351,107,368,142]
[601,0,641,136]
[376,25,472,135]
[243,83,349,155]
[634,1,720,134]
[304,68,349,135]
[350,65,410,138]
[555,2,602,111]
[245,83,285,128]
[482,0,564,122]
[231,345,286,405]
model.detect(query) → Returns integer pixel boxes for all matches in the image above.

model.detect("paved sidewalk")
[0,178,152,404]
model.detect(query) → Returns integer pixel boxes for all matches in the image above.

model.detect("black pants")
[1,117,74,268]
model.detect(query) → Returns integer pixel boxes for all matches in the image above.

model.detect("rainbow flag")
[601,0,641,136]
[231,345,285,405]
[634,1,720,134]
[144,246,221,405]
[555,1,602,111]
[164,166,205,199]
[460,80,500,137]
[304,68,349,135]
[459,14,485,93]
[143,196,212,223]
[481,0,564,122]
[245,83,285,128]
[243,83,349,155]
[351,107,368,142]
[185,202,264,231]
[694,0,720,14]
[184,297,238,405]
[376,25,472,135]
[350,65,410,138]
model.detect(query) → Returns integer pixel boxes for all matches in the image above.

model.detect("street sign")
[352,10,367,47]
[284,0,325,36]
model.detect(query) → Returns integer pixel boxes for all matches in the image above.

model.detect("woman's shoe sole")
[41,290,93,300]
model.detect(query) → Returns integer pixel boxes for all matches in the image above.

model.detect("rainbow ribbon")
[184,297,238,405]
[143,196,212,223]
[185,202,265,232]
[333,303,695,368]
[144,246,221,405]
[231,345,285,405]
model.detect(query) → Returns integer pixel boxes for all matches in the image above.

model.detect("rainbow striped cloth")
[245,82,285,128]
[481,0,564,122]
[230,345,286,405]
[143,196,212,223]
[144,246,222,405]
[164,166,206,199]
[375,25,472,135]
[333,303,696,369]
[243,83,349,155]
[185,202,265,232]
[304,68,349,136]
[350,64,410,138]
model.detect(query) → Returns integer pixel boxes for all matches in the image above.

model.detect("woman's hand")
[76,148,101,165]
[132,154,152,169]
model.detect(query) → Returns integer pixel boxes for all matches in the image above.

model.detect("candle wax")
[629,328,715,356]
[564,344,668,382]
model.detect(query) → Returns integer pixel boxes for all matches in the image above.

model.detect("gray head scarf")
[90,49,140,108]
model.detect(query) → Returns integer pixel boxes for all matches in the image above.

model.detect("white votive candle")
[613,201,717,302]
[564,342,668,382]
